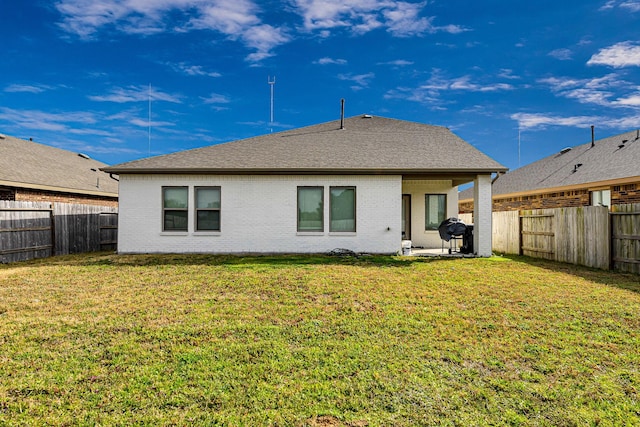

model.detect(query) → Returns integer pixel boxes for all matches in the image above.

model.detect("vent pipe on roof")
[591,125,595,148]
[340,99,345,130]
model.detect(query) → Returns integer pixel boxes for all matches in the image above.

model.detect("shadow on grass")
[89,252,463,268]
[7,251,464,270]
[500,254,640,294]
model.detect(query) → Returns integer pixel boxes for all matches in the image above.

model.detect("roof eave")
[0,179,118,198]
[101,166,508,175]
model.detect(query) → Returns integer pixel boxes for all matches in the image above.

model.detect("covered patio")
[400,173,493,257]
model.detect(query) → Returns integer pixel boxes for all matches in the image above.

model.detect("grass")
[0,253,639,426]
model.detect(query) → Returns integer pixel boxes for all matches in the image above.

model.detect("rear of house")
[105,115,507,256]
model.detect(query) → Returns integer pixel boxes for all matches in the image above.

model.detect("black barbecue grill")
[438,218,474,254]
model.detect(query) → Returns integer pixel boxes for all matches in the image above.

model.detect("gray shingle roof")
[459,128,640,200]
[104,115,507,175]
[0,133,119,197]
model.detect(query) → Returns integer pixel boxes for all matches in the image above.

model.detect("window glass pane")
[197,188,220,209]
[298,187,323,231]
[330,187,355,232]
[593,190,611,207]
[425,194,446,230]
[164,187,188,208]
[164,211,188,231]
[197,210,220,231]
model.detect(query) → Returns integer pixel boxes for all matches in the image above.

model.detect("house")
[459,128,640,213]
[0,133,119,207]
[103,115,507,256]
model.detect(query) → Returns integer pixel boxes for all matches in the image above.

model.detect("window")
[330,187,356,232]
[425,194,446,230]
[298,187,324,232]
[163,187,188,231]
[591,189,611,207]
[195,187,221,231]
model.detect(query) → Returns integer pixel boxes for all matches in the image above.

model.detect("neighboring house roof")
[0,133,119,197]
[459,129,640,201]
[104,115,507,180]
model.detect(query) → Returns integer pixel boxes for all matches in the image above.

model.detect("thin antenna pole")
[148,83,152,157]
[268,76,275,132]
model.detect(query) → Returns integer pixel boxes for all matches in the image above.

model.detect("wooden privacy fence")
[0,201,118,263]
[482,204,639,272]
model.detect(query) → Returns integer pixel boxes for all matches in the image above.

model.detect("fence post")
[518,210,523,256]
[609,210,614,270]
[49,203,56,256]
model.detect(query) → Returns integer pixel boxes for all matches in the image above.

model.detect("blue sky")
[2,1,640,170]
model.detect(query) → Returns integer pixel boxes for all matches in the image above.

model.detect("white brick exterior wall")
[473,174,493,257]
[401,180,458,248]
[118,174,403,254]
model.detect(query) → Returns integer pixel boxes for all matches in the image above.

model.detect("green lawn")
[0,253,638,426]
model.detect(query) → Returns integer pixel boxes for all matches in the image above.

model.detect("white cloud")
[498,69,520,79]
[378,59,414,66]
[608,113,640,128]
[614,94,640,106]
[291,0,466,37]
[315,57,347,65]
[383,87,442,105]
[55,0,289,63]
[446,76,514,92]
[88,85,182,103]
[421,72,515,93]
[4,84,53,93]
[202,93,230,104]
[0,108,105,136]
[382,2,433,36]
[587,41,640,67]
[621,1,640,12]
[384,70,514,106]
[338,72,375,89]
[129,118,175,127]
[55,0,464,62]
[538,74,630,107]
[511,111,640,132]
[0,107,97,133]
[510,112,600,130]
[599,0,640,12]
[601,1,640,12]
[242,24,290,63]
[599,0,617,10]
[548,48,573,61]
[170,62,221,77]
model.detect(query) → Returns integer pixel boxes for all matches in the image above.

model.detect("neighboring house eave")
[458,175,640,203]
[0,179,118,198]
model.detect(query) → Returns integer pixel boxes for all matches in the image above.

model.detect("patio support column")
[473,174,493,257]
